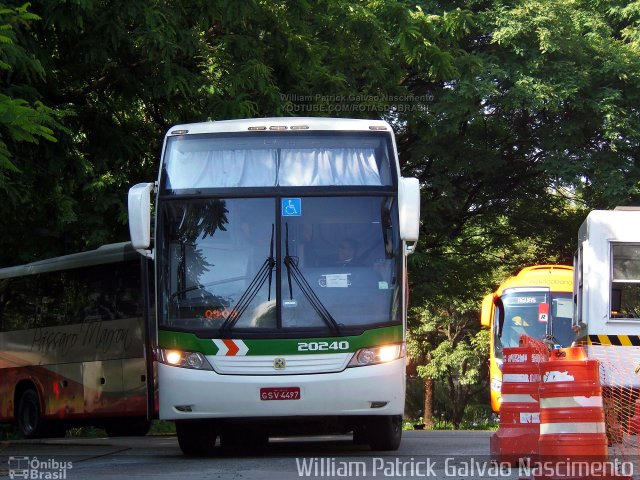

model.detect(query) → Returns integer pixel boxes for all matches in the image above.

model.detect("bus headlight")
[158,348,213,370]
[347,343,405,367]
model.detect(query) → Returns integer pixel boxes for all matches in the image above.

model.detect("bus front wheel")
[176,420,217,456]
[367,415,402,451]
[17,389,46,439]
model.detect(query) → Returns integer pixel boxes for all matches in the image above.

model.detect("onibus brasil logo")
[8,456,72,479]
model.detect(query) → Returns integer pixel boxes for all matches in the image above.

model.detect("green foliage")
[419,329,489,386]
[148,420,176,435]
[408,294,491,428]
[0,3,59,188]
[403,0,640,426]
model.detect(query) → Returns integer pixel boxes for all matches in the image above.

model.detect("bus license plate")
[260,387,300,401]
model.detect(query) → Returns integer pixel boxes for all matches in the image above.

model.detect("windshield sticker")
[555,298,573,318]
[324,274,350,288]
[281,198,302,216]
[538,303,549,322]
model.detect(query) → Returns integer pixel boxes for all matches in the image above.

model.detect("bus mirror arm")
[404,241,417,255]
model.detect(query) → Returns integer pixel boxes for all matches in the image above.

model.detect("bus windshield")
[159,196,401,334]
[495,290,573,356]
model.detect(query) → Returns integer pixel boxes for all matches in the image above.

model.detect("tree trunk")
[423,377,434,429]
[451,393,465,430]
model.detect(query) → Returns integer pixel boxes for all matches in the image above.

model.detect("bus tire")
[367,415,402,451]
[176,420,217,456]
[17,389,46,439]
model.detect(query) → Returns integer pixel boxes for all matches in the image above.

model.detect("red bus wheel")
[17,389,44,439]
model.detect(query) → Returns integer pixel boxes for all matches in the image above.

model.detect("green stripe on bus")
[158,325,403,356]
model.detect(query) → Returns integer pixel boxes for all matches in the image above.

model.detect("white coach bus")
[127,117,421,455]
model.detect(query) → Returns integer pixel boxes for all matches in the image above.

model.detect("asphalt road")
[0,430,532,480]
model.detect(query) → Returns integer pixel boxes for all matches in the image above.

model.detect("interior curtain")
[165,148,389,188]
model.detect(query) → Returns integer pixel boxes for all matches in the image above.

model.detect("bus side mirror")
[481,294,494,328]
[128,182,154,251]
[398,177,420,253]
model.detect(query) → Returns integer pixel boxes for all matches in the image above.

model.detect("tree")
[0,3,60,199]
[402,0,640,426]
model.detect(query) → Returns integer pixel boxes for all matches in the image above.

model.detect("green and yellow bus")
[127,117,421,454]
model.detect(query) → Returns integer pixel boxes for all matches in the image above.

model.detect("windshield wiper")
[283,223,342,335]
[219,224,275,334]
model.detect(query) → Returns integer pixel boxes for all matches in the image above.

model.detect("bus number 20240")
[297,341,350,352]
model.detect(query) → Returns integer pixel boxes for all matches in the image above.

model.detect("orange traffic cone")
[491,344,547,466]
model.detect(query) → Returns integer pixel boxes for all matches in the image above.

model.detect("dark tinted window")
[0,260,143,332]
[0,276,38,331]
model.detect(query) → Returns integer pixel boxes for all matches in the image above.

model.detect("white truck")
[573,207,640,385]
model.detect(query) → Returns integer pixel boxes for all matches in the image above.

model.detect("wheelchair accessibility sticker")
[281,198,302,217]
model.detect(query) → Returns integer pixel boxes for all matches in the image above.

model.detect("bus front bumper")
[157,358,405,419]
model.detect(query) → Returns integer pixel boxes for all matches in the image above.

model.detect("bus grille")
[208,353,352,375]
